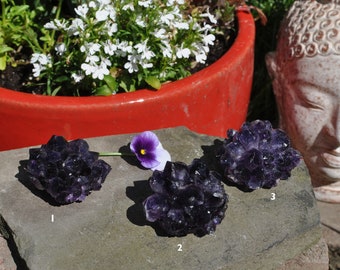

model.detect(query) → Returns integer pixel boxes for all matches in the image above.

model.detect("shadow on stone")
[126,180,169,237]
[200,139,223,173]
[118,145,145,170]
[0,215,29,270]
[200,139,266,193]
[15,160,62,207]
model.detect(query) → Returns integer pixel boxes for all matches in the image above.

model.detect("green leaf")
[10,5,30,16]
[51,86,62,96]
[145,76,161,90]
[119,81,128,92]
[0,45,13,54]
[95,85,113,96]
[55,75,69,83]
[0,56,7,71]
[103,75,118,91]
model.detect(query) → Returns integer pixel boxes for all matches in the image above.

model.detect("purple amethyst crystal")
[25,135,111,204]
[143,159,228,237]
[218,120,301,190]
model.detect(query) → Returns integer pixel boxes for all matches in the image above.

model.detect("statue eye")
[299,97,324,110]
[295,86,326,111]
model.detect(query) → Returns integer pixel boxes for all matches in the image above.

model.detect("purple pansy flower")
[130,131,171,171]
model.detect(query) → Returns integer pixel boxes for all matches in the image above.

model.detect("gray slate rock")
[0,127,322,270]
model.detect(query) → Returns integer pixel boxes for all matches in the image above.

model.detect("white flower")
[176,46,191,59]
[122,3,134,11]
[138,0,152,8]
[192,42,209,64]
[85,55,100,65]
[44,19,68,30]
[30,53,52,77]
[124,54,140,73]
[74,4,89,18]
[96,9,109,21]
[68,18,85,36]
[153,28,167,39]
[88,1,97,8]
[116,41,133,57]
[55,43,66,56]
[136,15,146,28]
[71,72,84,83]
[161,43,172,58]
[203,33,215,46]
[106,5,116,20]
[81,62,97,76]
[160,13,174,26]
[200,9,217,24]
[101,56,111,68]
[194,52,207,64]
[103,40,117,56]
[166,0,185,6]
[173,21,189,30]
[97,0,111,5]
[44,21,58,30]
[81,42,101,55]
[105,21,118,36]
[140,60,153,69]
[32,64,43,77]
[134,40,155,60]
[92,58,111,80]
[31,53,51,65]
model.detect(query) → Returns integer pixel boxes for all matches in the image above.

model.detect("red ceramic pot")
[0,10,255,151]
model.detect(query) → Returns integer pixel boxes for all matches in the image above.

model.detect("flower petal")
[151,145,171,171]
[130,131,171,170]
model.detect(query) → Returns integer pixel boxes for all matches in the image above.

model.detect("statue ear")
[265,52,283,98]
[265,52,278,80]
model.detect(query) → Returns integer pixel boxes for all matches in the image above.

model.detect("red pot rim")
[0,9,255,106]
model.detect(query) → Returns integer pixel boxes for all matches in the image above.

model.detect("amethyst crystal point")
[143,159,228,237]
[25,135,111,204]
[218,120,301,190]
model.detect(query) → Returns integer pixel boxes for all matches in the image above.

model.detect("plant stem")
[1,0,6,25]
[99,152,134,157]
[49,0,63,50]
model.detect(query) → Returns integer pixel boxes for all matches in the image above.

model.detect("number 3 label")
[271,193,276,200]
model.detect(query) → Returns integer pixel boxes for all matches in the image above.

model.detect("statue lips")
[321,149,340,168]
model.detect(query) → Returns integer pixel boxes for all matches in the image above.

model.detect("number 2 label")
[177,244,183,251]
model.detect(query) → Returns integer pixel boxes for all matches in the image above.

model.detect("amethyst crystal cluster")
[22,120,300,237]
[25,135,111,204]
[218,120,301,190]
[143,159,228,237]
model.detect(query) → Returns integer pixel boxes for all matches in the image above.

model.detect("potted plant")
[0,0,255,151]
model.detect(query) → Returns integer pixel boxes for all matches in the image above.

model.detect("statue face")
[268,54,340,187]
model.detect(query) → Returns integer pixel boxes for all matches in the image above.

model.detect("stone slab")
[317,201,340,236]
[0,237,15,270]
[277,237,329,270]
[0,127,323,270]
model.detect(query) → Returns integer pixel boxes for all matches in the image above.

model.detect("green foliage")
[24,0,230,96]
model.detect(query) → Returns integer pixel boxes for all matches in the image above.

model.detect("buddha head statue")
[266,0,340,203]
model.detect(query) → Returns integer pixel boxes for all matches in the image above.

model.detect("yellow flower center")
[140,149,147,155]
